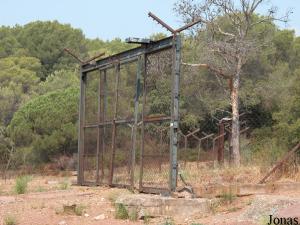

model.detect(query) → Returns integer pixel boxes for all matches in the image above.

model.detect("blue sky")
[1,0,299,40]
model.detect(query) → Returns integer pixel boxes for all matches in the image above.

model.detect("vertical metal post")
[96,71,101,185]
[102,70,107,181]
[96,69,106,185]
[78,68,86,185]
[159,129,163,173]
[131,56,143,188]
[197,140,201,167]
[139,54,147,191]
[109,63,120,186]
[184,135,187,167]
[169,34,181,191]
[218,122,225,164]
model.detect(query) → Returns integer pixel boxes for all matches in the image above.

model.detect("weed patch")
[14,175,31,194]
[115,203,129,219]
[4,215,17,225]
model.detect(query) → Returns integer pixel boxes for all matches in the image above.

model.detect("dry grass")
[177,162,262,185]
[83,161,300,187]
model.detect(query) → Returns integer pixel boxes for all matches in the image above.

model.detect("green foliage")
[14,175,31,194]
[220,191,236,204]
[35,186,46,192]
[0,26,20,58]
[86,37,133,56]
[4,215,17,225]
[16,21,87,79]
[9,88,79,163]
[74,204,86,216]
[0,56,40,126]
[58,179,70,190]
[0,18,300,168]
[161,218,175,225]
[37,69,79,95]
[115,203,129,219]
[128,208,138,221]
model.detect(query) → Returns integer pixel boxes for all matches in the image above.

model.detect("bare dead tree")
[175,0,290,166]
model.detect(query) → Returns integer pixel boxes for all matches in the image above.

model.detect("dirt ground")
[0,174,300,225]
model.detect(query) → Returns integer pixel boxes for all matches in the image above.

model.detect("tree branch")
[181,62,232,79]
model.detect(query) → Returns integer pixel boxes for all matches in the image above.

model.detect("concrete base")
[116,194,212,219]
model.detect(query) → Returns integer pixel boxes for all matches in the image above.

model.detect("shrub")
[8,88,79,164]
[220,191,236,204]
[128,208,138,221]
[161,219,175,225]
[74,204,86,216]
[115,203,129,219]
[4,215,17,225]
[14,175,31,194]
[58,179,70,190]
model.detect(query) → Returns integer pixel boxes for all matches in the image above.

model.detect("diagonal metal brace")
[148,12,176,34]
[148,11,203,35]
[64,48,105,65]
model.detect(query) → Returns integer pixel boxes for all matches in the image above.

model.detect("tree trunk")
[230,63,241,166]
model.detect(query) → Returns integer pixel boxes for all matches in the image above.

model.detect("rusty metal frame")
[76,11,204,193]
[77,35,181,193]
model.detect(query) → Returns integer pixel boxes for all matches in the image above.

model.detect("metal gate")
[77,35,181,192]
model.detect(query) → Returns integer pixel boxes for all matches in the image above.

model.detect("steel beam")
[169,35,181,191]
[139,55,147,192]
[101,70,107,182]
[130,55,143,188]
[96,71,101,184]
[109,63,120,186]
[78,70,86,185]
[82,36,173,73]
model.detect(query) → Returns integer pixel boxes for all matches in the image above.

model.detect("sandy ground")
[1,174,300,225]
[0,175,142,225]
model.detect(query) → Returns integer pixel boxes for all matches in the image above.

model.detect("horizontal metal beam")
[84,116,171,128]
[82,36,174,73]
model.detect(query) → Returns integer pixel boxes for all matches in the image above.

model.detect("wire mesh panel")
[98,124,112,185]
[112,123,132,186]
[141,123,170,189]
[83,127,98,184]
[139,48,173,191]
[104,68,117,122]
[82,71,99,184]
[110,62,137,186]
[118,62,136,119]
[79,36,178,191]
[144,49,173,117]
[85,71,99,125]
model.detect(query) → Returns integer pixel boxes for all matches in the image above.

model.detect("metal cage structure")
[77,35,181,193]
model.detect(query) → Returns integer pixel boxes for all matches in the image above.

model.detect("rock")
[58,220,67,225]
[0,196,16,205]
[94,214,105,220]
[241,195,300,222]
[84,213,89,217]
[116,194,211,219]
[46,180,58,185]
[63,204,76,214]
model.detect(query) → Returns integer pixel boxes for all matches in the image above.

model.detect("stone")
[58,221,67,225]
[84,213,89,217]
[0,196,16,205]
[116,194,211,219]
[94,214,105,220]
